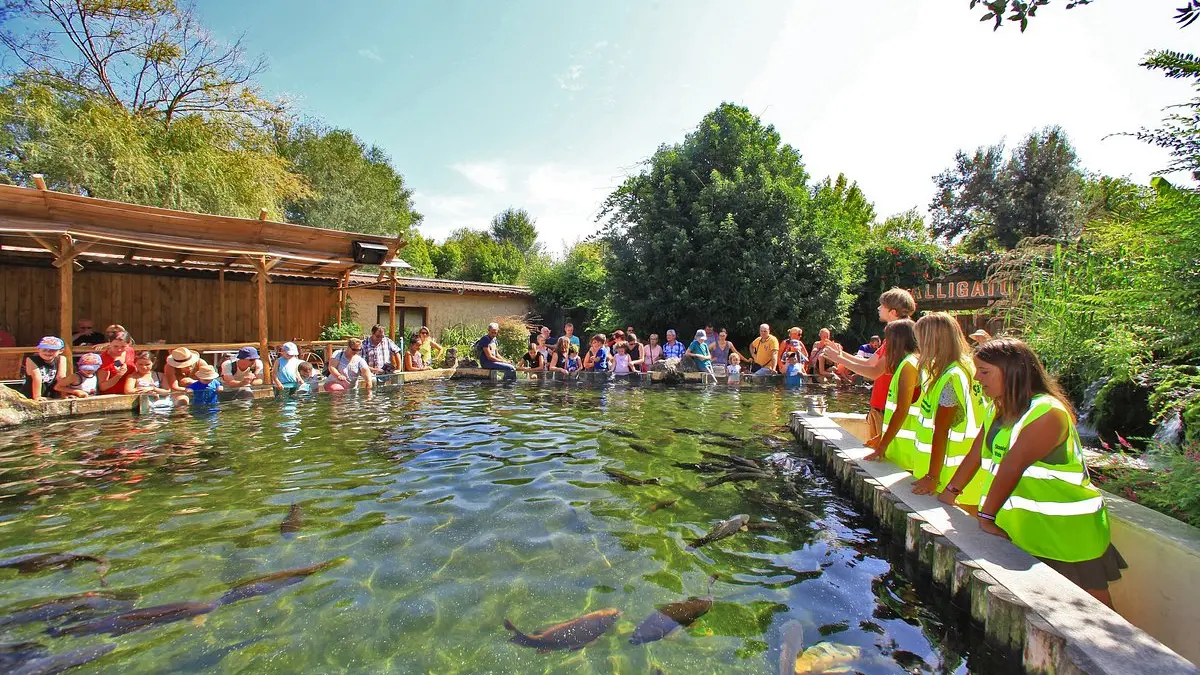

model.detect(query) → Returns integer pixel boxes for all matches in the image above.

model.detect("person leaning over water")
[272,342,301,390]
[362,324,400,375]
[864,320,920,467]
[686,329,714,374]
[548,336,572,374]
[21,336,67,401]
[938,338,1126,607]
[404,339,429,371]
[96,329,135,394]
[642,334,663,371]
[710,329,744,368]
[164,347,207,405]
[910,313,988,504]
[221,346,265,390]
[626,333,644,371]
[328,338,373,391]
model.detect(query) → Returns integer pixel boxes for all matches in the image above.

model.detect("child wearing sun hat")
[21,336,67,401]
[55,352,102,398]
[186,364,223,406]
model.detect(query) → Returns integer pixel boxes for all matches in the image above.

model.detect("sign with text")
[911,279,1010,306]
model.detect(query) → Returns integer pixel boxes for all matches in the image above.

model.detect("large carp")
[629,576,717,645]
[503,608,621,653]
[218,559,342,606]
[50,601,218,637]
[687,514,749,549]
[792,641,862,674]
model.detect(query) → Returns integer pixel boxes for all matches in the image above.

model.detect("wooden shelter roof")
[0,183,403,280]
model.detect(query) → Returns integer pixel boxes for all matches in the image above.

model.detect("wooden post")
[253,256,274,359]
[389,269,397,342]
[218,270,227,343]
[337,269,351,325]
[57,234,73,365]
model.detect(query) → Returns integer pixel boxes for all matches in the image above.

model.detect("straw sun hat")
[166,348,200,369]
[194,365,219,382]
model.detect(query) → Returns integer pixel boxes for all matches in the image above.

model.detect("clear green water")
[0,381,1011,674]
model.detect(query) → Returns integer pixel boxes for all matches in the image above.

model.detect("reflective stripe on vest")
[977,394,1110,562]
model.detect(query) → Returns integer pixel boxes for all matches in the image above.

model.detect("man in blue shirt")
[662,329,686,359]
[475,323,516,380]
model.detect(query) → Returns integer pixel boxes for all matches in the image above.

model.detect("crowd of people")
[12,301,1122,605]
[472,320,883,384]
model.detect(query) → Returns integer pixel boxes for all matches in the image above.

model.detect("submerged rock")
[0,387,45,429]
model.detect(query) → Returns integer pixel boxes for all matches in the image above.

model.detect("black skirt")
[1039,544,1127,591]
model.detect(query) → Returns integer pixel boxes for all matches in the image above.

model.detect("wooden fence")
[0,263,338,348]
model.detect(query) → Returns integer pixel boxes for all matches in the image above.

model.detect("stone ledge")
[790,411,1197,675]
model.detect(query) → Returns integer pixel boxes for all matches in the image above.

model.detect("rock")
[0,385,45,428]
[652,358,685,385]
[455,358,480,368]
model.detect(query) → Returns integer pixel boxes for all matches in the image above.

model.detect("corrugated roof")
[348,272,532,297]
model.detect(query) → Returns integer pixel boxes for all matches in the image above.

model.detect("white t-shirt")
[221,359,264,387]
[332,351,371,388]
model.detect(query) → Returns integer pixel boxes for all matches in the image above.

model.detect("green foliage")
[968,1,1200,31]
[319,304,362,341]
[874,208,933,243]
[529,241,617,335]
[429,240,463,278]
[0,81,306,217]
[397,234,437,278]
[844,235,944,347]
[438,323,485,360]
[1094,442,1200,528]
[489,208,539,256]
[1148,365,1200,444]
[1133,50,1200,175]
[277,124,421,236]
[599,102,855,338]
[930,126,1083,251]
[434,228,525,284]
[439,318,527,361]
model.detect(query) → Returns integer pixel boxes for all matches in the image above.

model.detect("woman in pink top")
[642,334,664,372]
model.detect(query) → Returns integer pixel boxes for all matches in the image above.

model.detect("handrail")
[0,339,354,356]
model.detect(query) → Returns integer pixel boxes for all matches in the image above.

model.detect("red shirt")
[99,346,137,392]
[869,342,890,411]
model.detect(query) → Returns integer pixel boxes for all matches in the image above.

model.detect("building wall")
[0,262,337,347]
[345,287,533,341]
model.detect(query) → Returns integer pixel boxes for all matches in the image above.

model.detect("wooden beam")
[389,269,397,342]
[174,252,189,264]
[57,234,73,364]
[32,174,47,191]
[254,257,269,359]
[218,270,227,343]
[258,209,268,221]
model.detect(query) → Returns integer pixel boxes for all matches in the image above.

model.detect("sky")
[200,1,1197,252]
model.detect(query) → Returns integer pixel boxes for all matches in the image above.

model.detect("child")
[55,352,101,398]
[296,361,322,394]
[22,336,67,401]
[405,340,429,371]
[726,352,743,385]
[584,335,609,372]
[124,351,169,395]
[518,342,544,373]
[273,342,300,389]
[819,288,917,445]
[566,345,582,373]
[910,312,988,505]
[783,351,806,387]
[865,320,920,465]
[612,341,633,375]
[186,364,222,406]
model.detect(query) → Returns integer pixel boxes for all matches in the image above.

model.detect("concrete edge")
[789,411,1197,675]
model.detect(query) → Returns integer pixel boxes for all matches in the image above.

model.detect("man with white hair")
[475,322,516,380]
[661,329,685,360]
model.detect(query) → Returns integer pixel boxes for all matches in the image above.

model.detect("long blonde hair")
[915,312,973,383]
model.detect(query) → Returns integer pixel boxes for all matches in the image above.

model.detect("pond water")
[0,381,1014,674]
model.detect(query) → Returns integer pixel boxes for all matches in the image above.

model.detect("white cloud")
[356,47,383,63]
[414,163,621,250]
[556,64,585,91]
[452,161,509,193]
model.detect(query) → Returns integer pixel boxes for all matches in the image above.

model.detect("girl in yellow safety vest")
[910,313,988,504]
[864,319,920,467]
[938,338,1125,607]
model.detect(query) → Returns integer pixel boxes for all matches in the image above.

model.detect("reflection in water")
[0,381,1013,674]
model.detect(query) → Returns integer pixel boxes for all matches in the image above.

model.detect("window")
[376,306,427,343]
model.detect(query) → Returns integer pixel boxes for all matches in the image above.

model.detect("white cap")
[281,342,299,356]
[695,329,706,340]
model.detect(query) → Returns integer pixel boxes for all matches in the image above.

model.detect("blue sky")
[200,1,1194,251]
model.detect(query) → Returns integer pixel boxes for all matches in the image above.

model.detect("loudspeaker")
[352,241,389,265]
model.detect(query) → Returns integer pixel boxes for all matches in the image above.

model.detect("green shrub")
[439,318,530,362]
[1094,442,1200,528]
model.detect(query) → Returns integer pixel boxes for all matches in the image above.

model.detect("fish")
[699,450,733,462]
[503,608,621,653]
[778,620,806,675]
[648,498,679,512]
[280,504,303,537]
[627,441,656,455]
[791,641,862,674]
[0,553,109,581]
[671,428,704,436]
[8,643,116,675]
[702,438,742,449]
[50,601,218,637]
[728,455,762,470]
[673,461,725,474]
[0,591,138,629]
[687,514,749,549]
[218,559,342,606]
[0,642,47,673]
[706,431,744,442]
[629,576,717,645]
[602,468,660,486]
[702,472,770,490]
[604,428,639,439]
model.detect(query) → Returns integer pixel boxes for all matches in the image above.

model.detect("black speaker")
[352,241,389,265]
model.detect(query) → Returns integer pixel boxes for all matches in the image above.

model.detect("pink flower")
[1116,433,1133,450]
[1099,438,1111,451]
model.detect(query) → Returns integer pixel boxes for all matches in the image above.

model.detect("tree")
[1131,50,1200,176]
[0,0,277,124]
[429,240,463,278]
[599,103,853,337]
[489,207,539,256]
[874,208,933,243]
[529,241,616,335]
[969,0,1200,32]
[277,124,421,236]
[397,233,436,278]
[930,126,1082,250]
[437,228,524,284]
